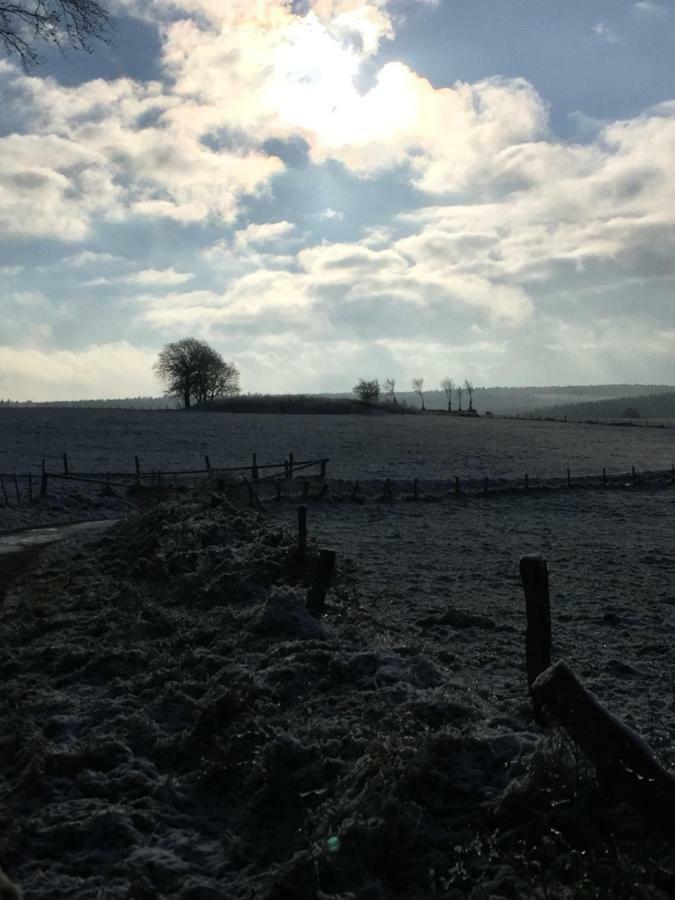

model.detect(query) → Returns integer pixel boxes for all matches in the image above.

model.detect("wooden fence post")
[252,453,259,481]
[284,461,290,480]
[454,476,460,494]
[0,475,7,506]
[63,453,69,475]
[520,555,552,725]
[532,661,675,838]
[205,455,211,475]
[566,468,571,488]
[134,456,141,485]
[524,473,529,492]
[306,549,337,614]
[41,470,48,497]
[602,467,607,484]
[632,465,637,485]
[13,474,20,505]
[320,459,327,480]
[288,453,294,480]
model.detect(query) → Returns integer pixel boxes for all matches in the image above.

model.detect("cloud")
[633,1,667,15]
[0,342,160,400]
[592,22,622,45]
[125,267,194,286]
[234,221,296,248]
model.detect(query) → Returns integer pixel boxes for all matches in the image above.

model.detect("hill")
[537,391,675,421]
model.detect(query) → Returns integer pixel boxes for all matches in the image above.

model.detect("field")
[0,410,673,897]
[1,408,675,482]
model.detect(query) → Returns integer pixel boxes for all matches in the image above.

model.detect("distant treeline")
[195,394,413,414]
[538,391,675,421]
[0,397,175,409]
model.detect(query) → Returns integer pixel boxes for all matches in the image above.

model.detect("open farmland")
[1,408,675,483]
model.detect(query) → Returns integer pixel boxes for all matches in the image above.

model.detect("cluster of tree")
[0,0,110,69]
[353,377,476,412]
[154,338,240,408]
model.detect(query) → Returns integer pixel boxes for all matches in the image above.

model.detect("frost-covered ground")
[1,408,675,483]
[0,482,673,898]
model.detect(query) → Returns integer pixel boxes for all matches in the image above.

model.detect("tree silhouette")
[154,338,240,409]
[0,0,110,69]
[440,377,454,411]
[383,377,398,406]
[353,378,380,404]
[411,377,425,410]
[464,379,475,411]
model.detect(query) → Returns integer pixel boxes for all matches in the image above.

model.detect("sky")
[1,0,675,399]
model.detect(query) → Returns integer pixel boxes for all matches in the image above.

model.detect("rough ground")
[0,482,673,898]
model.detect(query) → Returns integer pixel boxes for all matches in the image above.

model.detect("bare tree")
[0,0,110,69]
[464,379,475,411]
[353,378,380,404]
[456,384,463,411]
[411,377,425,410]
[154,338,240,409]
[383,377,397,406]
[440,377,454,412]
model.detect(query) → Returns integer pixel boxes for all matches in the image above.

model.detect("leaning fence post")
[63,453,69,475]
[520,555,552,725]
[531,661,675,839]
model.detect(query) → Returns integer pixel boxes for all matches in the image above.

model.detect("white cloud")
[125,267,194,286]
[0,342,160,400]
[593,22,622,45]
[633,1,667,15]
[234,221,296,247]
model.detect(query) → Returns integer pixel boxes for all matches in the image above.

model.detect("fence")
[0,452,330,507]
[1,455,674,509]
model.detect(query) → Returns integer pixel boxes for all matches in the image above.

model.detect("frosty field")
[0,409,673,897]
[1,407,675,482]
